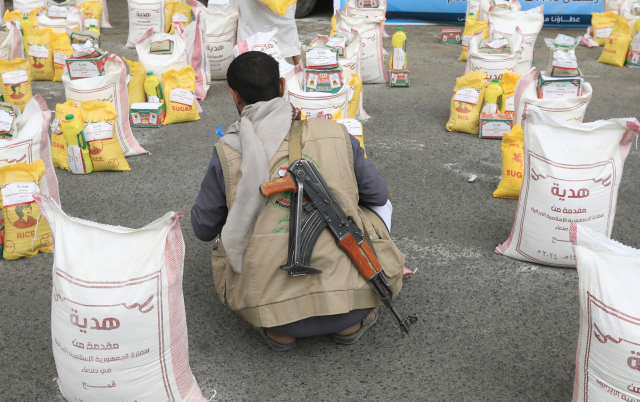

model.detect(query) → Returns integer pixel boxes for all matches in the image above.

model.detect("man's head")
[227,51,286,114]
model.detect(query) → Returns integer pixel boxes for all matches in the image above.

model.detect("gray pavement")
[1,2,640,401]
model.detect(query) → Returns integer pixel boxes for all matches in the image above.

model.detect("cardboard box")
[304,69,343,93]
[441,29,462,44]
[479,113,513,139]
[388,69,409,87]
[65,49,108,80]
[537,71,583,99]
[130,103,166,128]
[626,50,640,68]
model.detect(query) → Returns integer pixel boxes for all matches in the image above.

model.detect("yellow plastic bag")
[597,16,631,67]
[446,72,486,135]
[51,101,84,170]
[0,160,53,260]
[347,73,362,119]
[591,11,619,46]
[257,0,296,16]
[51,32,72,82]
[165,1,177,32]
[172,2,192,29]
[499,72,521,115]
[123,58,146,107]
[0,58,34,112]
[493,125,524,199]
[79,1,103,31]
[162,66,200,125]
[3,10,38,32]
[330,13,337,37]
[81,101,131,171]
[460,19,488,62]
[23,27,55,81]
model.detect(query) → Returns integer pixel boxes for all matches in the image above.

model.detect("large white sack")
[36,5,84,33]
[0,21,25,61]
[571,224,640,402]
[0,95,59,207]
[62,55,147,157]
[236,0,299,58]
[605,0,625,12]
[334,11,386,84]
[75,0,112,28]
[126,0,165,48]
[34,195,206,402]
[136,27,189,83]
[513,67,593,126]
[478,0,521,22]
[345,0,387,21]
[488,5,544,75]
[193,0,238,80]
[496,106,639,267]
[287,70,350,120]
[233,29,295,79]
[13,0,45,14]
[465,27,523,83]
[182,9,211,100]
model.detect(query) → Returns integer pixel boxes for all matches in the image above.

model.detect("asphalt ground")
[1,2,640,401]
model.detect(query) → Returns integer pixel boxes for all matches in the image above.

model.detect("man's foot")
[331,308,379,345]
[253,327,296,351]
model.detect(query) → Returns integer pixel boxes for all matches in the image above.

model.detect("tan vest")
[212,118,405,328]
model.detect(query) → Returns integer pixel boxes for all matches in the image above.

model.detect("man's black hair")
[227,51,281,106]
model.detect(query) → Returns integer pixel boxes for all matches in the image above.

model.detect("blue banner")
[339,0,605,27]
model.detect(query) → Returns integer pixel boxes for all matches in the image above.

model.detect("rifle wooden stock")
[336,233,381,280]
[260,172,297,198]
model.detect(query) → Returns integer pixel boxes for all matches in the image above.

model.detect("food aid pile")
[581,4,640,67]
[445,1,640,270]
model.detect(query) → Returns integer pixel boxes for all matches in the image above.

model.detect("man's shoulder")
[303,118,347,139]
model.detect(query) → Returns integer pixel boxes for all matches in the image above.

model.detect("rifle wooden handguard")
[337,233,382,280]
[260,172,297,198]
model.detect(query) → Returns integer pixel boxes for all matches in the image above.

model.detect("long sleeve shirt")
[191,135,388,241]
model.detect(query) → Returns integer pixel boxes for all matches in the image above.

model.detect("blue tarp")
[338,0,605,27]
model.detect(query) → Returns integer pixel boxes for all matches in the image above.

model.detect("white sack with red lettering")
[0,95,58,220]
[126,0,165,48]
[233,29,295,79]
[465,28,523,84]
[512,67,593,126]
[35,194,207,402]
[571,224,640,402]
[62,55,148,156]
[488,5,544,75]
[182,9,211,100]
[193,0,238,80]
[478,0,521,22]
[495,106,639,267]
[334,11,387,84]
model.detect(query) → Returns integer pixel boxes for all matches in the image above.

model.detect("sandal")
[253,327,296,351]
[331,308,379,345]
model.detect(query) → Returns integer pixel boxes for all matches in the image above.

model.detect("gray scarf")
[220,97,293,273]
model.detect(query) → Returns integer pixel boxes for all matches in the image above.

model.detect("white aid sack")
[126,0,165,48]
[478,0,521,22]
[62,55,147,156]
[193,0,238,80]
[488,5,544,75]
[496,106,639,267]
[334,11,386,84]
[512,68,593,126]
[36,5,84,33]
[571,224,640,402]
[13,0,45,15]
[182,9,211,101]
[605,0,626,12]
[35,195,207,402]
[287,70,350,120]
[465,28,523,83]
[234,29,295,79]
[0,95,59,209]
[75,0,112,28]
[345,0,387,31]
[0,22,25,61]
[136,28,188,83]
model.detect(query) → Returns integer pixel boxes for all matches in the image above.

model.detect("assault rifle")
[260,159,418,334]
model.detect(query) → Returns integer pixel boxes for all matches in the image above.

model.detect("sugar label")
[84,122,113,141]
[596,27,613,39]
[29,44,49,59]
[454,87,481,105]
[1,182,38,208]
[1,70,28,85]
[169,88,195,106]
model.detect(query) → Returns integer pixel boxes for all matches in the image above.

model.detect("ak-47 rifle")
[259,159,418,334]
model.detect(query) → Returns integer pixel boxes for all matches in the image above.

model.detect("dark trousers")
[264,308,372,337]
